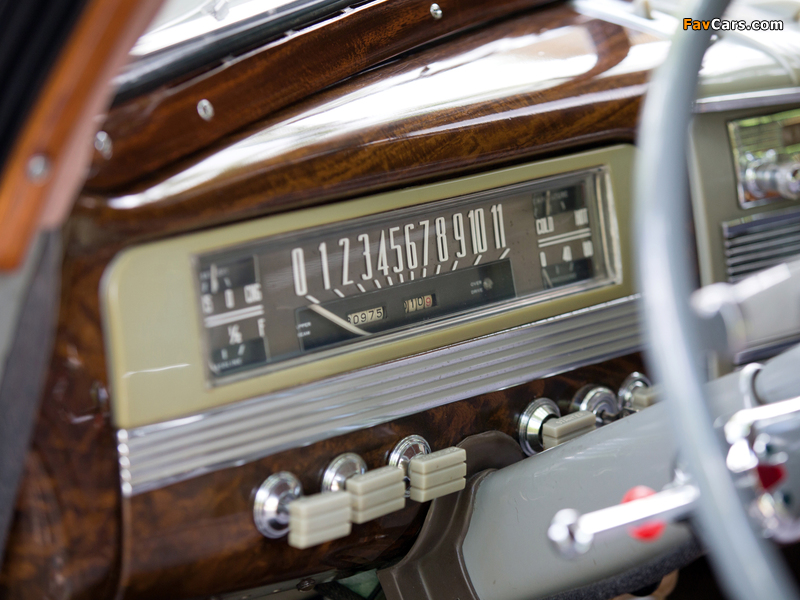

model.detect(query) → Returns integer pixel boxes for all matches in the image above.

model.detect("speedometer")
[196,167,618,382]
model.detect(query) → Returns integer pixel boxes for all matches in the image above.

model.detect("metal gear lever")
[548,481,699,558]
[549,389,800,559]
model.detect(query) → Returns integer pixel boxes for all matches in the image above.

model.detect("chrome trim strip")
[726,230,800,256]
[694,87,800,114]
[118,296,642,496]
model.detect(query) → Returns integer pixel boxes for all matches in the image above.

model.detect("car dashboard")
[4,0,800,599]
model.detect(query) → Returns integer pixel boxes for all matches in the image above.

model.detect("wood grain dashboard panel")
[86,0,558,191]
[73,4,662,251]
[1,3,663,599]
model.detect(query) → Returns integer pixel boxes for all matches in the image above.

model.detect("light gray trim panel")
[118,295,642,496]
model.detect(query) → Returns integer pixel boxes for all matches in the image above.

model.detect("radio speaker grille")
[723,208,800,282]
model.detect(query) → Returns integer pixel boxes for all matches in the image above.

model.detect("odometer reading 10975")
[196,168,617,382]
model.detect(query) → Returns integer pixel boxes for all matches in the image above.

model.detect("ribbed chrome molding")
[723,207,800,282]
[118,295,642,496]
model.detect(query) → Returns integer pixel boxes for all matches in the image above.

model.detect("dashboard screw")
[430,3,442,19]
[94,131,113,159]
[26,154,50,182]
[197,99,215,121]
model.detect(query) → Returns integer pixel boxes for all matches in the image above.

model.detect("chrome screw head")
[197,99,215,121]
[94,131,113,159]
[430,3,443,19]
[26,154,50,182]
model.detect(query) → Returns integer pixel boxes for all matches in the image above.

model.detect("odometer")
[195,167,618,382]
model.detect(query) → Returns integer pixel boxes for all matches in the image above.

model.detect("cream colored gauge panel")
[103,145,635,429]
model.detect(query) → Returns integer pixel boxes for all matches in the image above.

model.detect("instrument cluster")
[196,168,618,383]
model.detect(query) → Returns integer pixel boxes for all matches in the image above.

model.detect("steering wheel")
[635,0,800,598]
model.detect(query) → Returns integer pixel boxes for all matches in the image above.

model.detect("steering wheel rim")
[633,1,799,598]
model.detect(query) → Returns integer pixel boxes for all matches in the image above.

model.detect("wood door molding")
[0,0,163,270]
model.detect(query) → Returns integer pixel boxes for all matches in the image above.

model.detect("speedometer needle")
[308,303,369,336]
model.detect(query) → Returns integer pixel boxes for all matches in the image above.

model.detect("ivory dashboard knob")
[287,491,351,549]
[541,411,596,449]
[408,446,467,502]
[346,466,406,523]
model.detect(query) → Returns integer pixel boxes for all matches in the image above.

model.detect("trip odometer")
[195,167,618,382]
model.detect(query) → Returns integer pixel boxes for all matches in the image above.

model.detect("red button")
[622,485,666,542]
[756,464,785,490]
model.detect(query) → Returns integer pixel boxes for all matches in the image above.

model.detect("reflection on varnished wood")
[120,354,646,600]
[87,0,555,190]
[0,249,122,600]
[75,5,665,249]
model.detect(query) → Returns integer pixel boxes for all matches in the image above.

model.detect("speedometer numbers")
[196,168,616,382]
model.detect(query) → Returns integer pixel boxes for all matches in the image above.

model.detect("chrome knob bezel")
[518,398,560,456]
[388,435,431,498]
[572,385,621,423]
[321,452,367,492]
[253,472,302,538]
